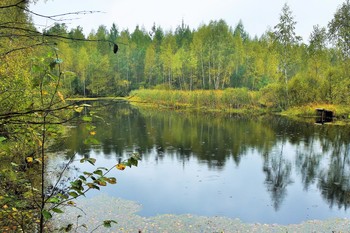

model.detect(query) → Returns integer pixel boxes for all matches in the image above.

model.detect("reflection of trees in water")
[61,101,350,210]
[318,143,350,210]
[263,144,293,210]
[294,127,350,210]
[64,103,278,169]
[295,137,322,191]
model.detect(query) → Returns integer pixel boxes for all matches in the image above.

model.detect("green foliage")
[42,154,140,231]
[222,88,252,108]
[288,74,323,105]
[328,0,350,60]
[259,83,286,109]
[22,1,347,110]
[130,89,258,112]
[0,2,139,232]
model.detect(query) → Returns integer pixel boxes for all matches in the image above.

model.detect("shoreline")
[67,96,350,124]
[53,194,350,233]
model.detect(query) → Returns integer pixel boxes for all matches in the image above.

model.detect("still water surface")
[59,101,350,224]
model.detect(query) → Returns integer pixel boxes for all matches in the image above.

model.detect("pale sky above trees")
[30,0,344,42]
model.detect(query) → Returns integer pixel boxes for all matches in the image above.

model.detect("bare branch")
[0,24,125,56]
[21,7,103,21]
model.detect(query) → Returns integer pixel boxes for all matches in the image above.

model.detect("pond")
[55,101,350,225]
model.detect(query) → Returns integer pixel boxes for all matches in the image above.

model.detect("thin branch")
[0,25,43,35]
[0,25,127,45]
[0,102,76,119]
[0,28,125,57]
[0,42,51,56]
[46,153,77,201]
[4,116,79,125]
[19,4,103,21]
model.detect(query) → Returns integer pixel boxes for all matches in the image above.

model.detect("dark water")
[59,101,350,225]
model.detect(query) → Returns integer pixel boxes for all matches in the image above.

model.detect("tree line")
[46,1,350,109]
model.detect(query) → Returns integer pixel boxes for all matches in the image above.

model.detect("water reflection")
[263,145,293,210]
[318,142,350,210]
[61,101,350,223]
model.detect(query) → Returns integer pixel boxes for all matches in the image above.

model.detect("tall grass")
[129,89,350,118]
[129,88,260,112]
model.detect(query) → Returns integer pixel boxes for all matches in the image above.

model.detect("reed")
[130,89,350,120]
[129,88,259,112]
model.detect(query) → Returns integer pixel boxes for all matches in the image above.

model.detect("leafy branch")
[43,154,140,231]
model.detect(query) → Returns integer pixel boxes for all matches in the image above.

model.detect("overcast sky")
[30,0,345,42]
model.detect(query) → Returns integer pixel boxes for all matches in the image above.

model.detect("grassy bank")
[128,89,350,120]
[129,88,267,114]
[281,104,350,119]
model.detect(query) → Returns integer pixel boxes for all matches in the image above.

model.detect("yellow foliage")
[74,105,84,113]
[67,201,76,206]
[89,131,96,136]
[116,164,126,170]
[57,91,65,103]
[25,157,33,163]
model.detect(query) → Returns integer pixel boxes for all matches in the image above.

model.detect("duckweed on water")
[52,194,350,233]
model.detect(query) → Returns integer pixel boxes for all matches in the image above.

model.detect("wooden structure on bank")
[316,108,333,124]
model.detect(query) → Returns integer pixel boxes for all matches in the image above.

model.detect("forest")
[0,0,349,232]
[40,1,350,109]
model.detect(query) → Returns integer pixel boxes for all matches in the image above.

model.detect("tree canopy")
[17,1,346,109]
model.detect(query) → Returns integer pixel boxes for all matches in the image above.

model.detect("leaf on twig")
[106,177,117,184]
[52,208,64,213]
[80,158,96,165]
[74,105,84,113]
[57,91,65,103]
[68,191,79,198]
[103,220,118,228]
[116,163,126,170]
[25,157,33,163]
[47,197,60,203]
[42,210,52,220]
[93,169,103,176]
[89,131,96,136]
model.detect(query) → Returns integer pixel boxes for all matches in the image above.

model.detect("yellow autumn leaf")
[12,207,17,211]
[89,131,96,136]
[37,138,42,147]
[74,105,84,113]
[116,164,126,170]
[26,157,33,163]
[57,91,65,103]
[67,201,76,206]
[41,90,48,95]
